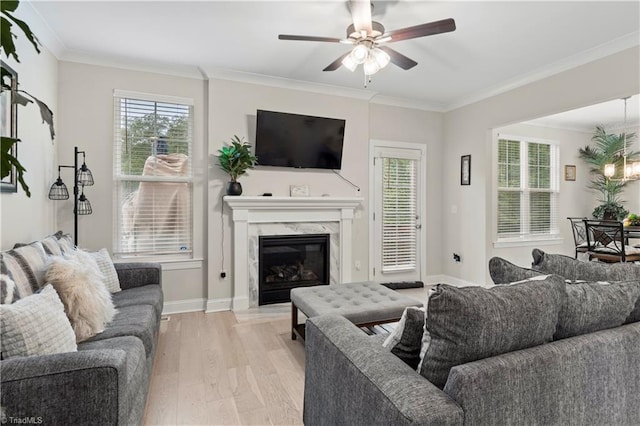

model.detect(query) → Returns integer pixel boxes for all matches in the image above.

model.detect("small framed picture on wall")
[461,155,471,186]
[564,165,576,181]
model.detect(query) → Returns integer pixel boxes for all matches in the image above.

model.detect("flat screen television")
[255,109,345,170]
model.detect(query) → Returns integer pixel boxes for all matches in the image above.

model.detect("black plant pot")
[226,181,243,196]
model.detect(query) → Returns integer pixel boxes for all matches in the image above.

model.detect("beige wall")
[56,61,207,303]
[442,46,640,285]
[0,25,58,249]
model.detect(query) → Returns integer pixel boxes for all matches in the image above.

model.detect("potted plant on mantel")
[578,126,639,221]
[217,135,258,196]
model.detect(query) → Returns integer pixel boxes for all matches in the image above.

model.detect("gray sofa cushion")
[556,281,640,339]
[419,275,565,388]
[488,256,543,284]
[532,248,640,281]
[78,336,147,425]
[112,285,163,320]
[84,305,158,357]
[382,306,425,370]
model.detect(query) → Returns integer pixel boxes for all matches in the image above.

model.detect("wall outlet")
[453,253,461,263]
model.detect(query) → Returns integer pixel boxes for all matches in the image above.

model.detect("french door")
[370,141,425,282]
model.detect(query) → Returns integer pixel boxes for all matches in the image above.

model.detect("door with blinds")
[372,143,424,282]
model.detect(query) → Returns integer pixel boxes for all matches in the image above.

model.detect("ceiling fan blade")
[385,18,456,42]
[378,46,417,70]
[323,52,351,72]
[350,0,372,34]
[279,34,342,43]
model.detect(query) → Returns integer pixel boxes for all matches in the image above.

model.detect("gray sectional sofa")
[1,261,162,425]
[303,251,640,426]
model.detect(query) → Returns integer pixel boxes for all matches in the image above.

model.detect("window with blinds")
[497,135,559,240]
[113,90,194,257]
[382,157,418,272]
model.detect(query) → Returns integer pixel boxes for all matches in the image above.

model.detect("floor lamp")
[48,146,94,246]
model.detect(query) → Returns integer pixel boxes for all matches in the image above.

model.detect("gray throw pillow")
[382,306,425,370]
[488,257,543,284]
[555,281,640,338]
[532,248,640,281]
[418,275,566,389]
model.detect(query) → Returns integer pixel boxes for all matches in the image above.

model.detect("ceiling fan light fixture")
[342,54,358,72]
[363,56,380,76]
[604,164,615,178]
[351,44,369,64]
[371,47,390,68]
[633,162,640,176]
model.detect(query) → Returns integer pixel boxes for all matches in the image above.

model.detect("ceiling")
[27,1,640,111]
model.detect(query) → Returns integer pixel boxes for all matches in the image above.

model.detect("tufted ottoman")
[290,281,423,340]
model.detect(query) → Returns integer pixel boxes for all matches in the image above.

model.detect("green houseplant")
[1,0,55,197]
[578,126,639,220]
[217,135,257,195]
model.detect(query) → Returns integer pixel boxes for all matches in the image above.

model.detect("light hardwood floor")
[143,288,426,426]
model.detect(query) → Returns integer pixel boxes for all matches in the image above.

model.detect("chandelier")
[604,96,640,181]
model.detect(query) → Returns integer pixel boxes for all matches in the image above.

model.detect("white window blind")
[497,135,559,240]
[382,157,418,272]
[113,91,194,257]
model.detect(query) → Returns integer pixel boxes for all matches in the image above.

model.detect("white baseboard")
[162,298,207,315]
[205,298,232,313]
[424,274,485,288]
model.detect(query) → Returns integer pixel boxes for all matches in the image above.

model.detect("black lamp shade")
[48,178,69,200]
[77,193,92,215]
[77,163,94,186]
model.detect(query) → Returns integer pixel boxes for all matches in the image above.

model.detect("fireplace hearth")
[259,234,330,305]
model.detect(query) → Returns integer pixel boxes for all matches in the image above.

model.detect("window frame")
[493,133,561,247]
[112,89,195,259]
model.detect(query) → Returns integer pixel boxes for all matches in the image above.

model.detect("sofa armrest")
[114,262,161,290]
[1,348,131,425]
[304,315,464,426]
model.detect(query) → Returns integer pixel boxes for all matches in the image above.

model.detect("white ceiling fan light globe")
[342,54,358,72]
[351,44,369,64]
[371,48,390,68]
[363,56,380,75]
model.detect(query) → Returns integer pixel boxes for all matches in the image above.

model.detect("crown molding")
[60,52,205,80]
[201,66,377,101]
[445,31,640,112]
[370,94,445,112]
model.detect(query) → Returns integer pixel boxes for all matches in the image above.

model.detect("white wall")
[442,46,640,285]
[0,15,58,249]
[56,61,207,304]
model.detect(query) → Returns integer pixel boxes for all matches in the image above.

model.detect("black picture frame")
[461,155,471,186]
[1,61,18,193]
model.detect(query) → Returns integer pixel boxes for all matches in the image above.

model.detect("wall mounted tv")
[255,109,345,170]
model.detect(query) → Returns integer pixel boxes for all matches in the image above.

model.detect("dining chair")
[584,219,640,263]
[567,217,589,259]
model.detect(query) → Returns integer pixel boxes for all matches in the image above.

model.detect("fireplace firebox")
[258,234,330,305]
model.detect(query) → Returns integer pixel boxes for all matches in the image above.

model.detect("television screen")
[255,110,345,170]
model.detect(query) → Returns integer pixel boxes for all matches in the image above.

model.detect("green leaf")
[1,136,30,196]
[1,1,19,13]
[0,16,18,62]
[3,10,40,55]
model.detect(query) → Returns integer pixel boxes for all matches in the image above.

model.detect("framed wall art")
[1,61,18,193]
[461,155,471,186]
[564,165,576,181]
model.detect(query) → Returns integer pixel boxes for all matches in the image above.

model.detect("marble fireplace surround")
[224,196,363,310]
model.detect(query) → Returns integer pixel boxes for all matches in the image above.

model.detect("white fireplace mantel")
[224,196,363,310]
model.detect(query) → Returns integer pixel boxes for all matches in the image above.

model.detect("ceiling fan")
[278,0,456,80]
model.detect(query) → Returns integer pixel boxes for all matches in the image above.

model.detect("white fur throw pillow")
[45,251,117,342]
